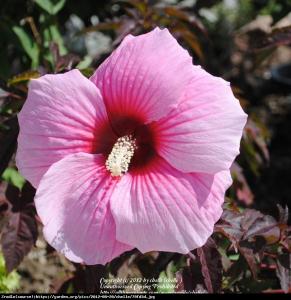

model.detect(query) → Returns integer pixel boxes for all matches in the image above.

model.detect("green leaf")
[2,168,25,190]
[76,55,93,70]
[12,26,39,68]
[0,254,20,292]
[157,270,175,293]
[48,24,67,55]
[79,67,94,78]
[228,254,240,261]
[34,0,66,15]
[42,16,67,56]
[51,0,66,14]
[34,0,53,14]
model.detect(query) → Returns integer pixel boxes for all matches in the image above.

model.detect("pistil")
[105,135,136,177]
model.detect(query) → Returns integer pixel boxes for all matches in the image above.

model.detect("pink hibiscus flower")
[16,28,247,265]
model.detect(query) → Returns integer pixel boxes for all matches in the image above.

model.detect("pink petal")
[16,69,112,188]
[90,27,194,123]
[35,153,133,265]
[111,158,232,254]
[153,67,248,173]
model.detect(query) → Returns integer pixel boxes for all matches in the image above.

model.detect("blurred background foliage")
[0,0,290,294]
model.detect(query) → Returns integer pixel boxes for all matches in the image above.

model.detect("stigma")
[105,135,137,177]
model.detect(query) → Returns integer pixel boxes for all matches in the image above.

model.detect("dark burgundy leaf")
[81,21,122,34]
[163,6,206,35]
[220,209,244,229]
[6,181,35,212]
[1,203,37,273]
[46,243,56,255]
[0,181,8,207]
[0,199,8,213]
[0,117,19,176]
[252,25,291,50]
[1,181,37,272]
[239,209,280,244]
[216,210,244,244]
[175,268,207,294]
[215,225,242,247]
[278,253,291,270]
[226,256,245,285]
[71,264,107,293]
[0,182,9,233]
[276,254,291,293]
[171,25,204,61]
[175,258,206,293]
[216,207,282,279]
[51,275,74,293]
[241,209,263,232]
[217,208,280,245]
[238,243,258,279]
[0,203,9,233]
[251,236,267,257]
[83,265,107,293]
[196,238,223,293]
[147,252,176,279]
[244,215,280,244]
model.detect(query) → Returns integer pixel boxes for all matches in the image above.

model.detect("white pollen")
[105,135,136,177]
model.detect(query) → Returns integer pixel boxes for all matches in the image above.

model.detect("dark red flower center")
[93,113,158,174]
